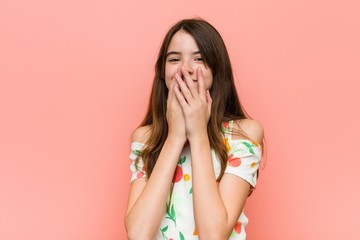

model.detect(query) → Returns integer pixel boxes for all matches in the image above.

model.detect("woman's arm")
[125,76,186,240]
[174,67,264,239]
[190,120,264,239]
[125,130,184,240]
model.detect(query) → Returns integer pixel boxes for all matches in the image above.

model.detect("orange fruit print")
[234,221,241,234]
[183,173,190,181]
[228,154,241,167]
[172,166,183,183]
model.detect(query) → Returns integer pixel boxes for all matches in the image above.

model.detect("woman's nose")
[181,62,194,75]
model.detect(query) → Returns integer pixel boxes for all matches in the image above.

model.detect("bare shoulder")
[233,119,264,144]
[131,125,152,143]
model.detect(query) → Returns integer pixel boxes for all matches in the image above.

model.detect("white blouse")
[128,120,262,240]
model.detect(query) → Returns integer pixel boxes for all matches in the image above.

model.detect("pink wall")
[1,0,359,239]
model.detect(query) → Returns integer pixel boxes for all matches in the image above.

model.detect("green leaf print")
[165,203,177,227]
[178,156,186,164]
[160,225,169,240]
[189,187,193,194]
[161,225,168,232]
[133,149,141,156]
[230,229,237,238]
[242,141,255,154]
[179,231,185,240]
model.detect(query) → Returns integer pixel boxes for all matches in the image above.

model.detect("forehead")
[167,30,199,53]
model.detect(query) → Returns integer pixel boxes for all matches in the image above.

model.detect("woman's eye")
[168,58,180,62]
[195,57,204,62]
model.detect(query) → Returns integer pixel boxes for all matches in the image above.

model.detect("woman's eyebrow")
[166,51,201,58]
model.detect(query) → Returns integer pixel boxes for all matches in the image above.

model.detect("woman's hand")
[166,69,187,144]
[174,66,212,141]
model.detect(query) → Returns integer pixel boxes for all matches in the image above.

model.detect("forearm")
[125,137,183,239]
[190,133,230,239]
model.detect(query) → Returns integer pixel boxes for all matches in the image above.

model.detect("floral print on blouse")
[128,120,262,240]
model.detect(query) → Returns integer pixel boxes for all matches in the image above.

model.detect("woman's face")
[165,30,213,90]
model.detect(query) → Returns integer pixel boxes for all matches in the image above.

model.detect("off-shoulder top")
[128,120,262,240]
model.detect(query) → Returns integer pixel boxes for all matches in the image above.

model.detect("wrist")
[166,134,187,146]
[188,131,209,145]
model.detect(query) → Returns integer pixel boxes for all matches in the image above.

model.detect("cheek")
[165,65,176,89]
[204,70,213,90]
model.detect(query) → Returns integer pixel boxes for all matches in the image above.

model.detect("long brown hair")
[136,18,264,187]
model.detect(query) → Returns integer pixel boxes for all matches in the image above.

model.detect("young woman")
[125,18,265,240]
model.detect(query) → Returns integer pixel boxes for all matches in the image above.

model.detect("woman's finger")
[206,90,212,115]
[174,81,189,110]
[181,66,198,98]
[197,67,206,100]
[175,71,193,103]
